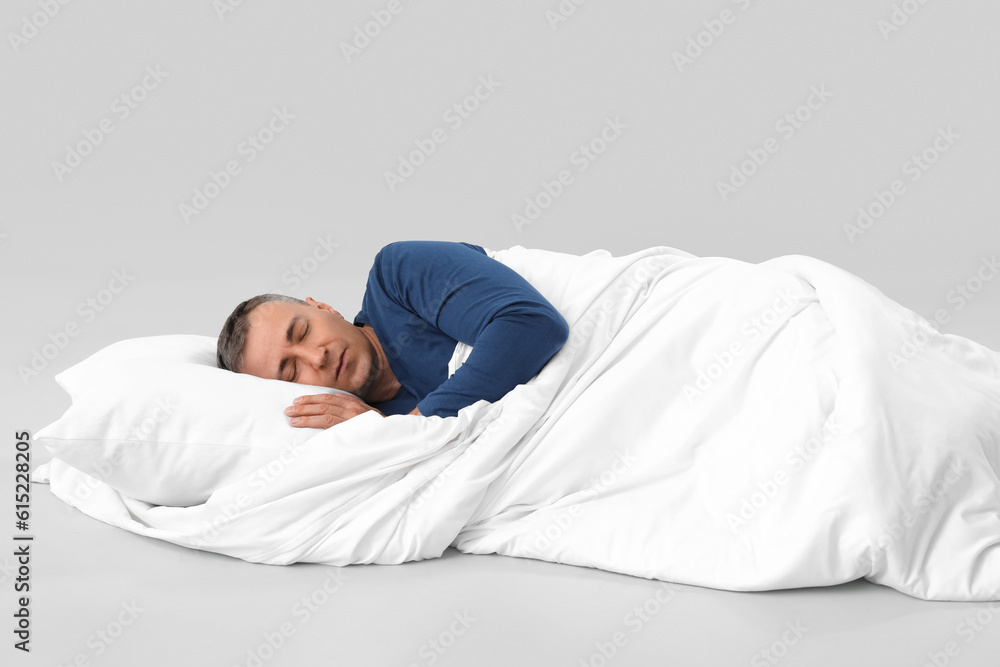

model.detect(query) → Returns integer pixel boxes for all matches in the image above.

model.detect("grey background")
[2,0,999,665]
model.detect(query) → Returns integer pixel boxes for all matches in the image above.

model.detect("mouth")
[336,350,346,380]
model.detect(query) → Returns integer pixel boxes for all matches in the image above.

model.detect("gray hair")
[216,293,308,373]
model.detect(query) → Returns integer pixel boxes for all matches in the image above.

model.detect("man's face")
[241,298,379,398]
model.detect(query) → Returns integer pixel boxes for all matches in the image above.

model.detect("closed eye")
[289,323,309,382]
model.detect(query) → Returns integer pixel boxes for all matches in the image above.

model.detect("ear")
[305,297,340,317]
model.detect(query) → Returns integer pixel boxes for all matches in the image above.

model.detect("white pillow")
[36,334,352,507]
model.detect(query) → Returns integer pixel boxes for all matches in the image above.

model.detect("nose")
[302,344,327,370]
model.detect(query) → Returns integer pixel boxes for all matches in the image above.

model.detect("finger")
[286,402,347,417]
[293,393,359,407]
[289,412,342,429]
[292,393,340,405]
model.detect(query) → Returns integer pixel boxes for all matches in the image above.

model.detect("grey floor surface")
[7,450,997,667]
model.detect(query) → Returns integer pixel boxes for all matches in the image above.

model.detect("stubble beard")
[356,346,380,401]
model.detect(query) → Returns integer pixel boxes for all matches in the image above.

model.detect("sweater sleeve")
[371,240,569,418]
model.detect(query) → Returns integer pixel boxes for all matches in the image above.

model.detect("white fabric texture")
[35,334,350,506]
[32,245,1000,601]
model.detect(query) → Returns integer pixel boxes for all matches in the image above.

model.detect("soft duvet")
[33,245,1000,601]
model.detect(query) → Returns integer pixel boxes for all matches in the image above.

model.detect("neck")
[358,324,401,403]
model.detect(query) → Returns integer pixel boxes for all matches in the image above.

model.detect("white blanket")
[32,245,1000,601]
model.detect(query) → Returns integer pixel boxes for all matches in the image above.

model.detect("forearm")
[416,312,568,417]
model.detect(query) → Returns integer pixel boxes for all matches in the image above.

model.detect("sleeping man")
[215,240,570,428]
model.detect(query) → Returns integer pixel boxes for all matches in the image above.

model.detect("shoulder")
[372,241,486,273]
[374,240,485,259]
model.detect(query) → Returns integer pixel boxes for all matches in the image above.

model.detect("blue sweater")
[352,240,569,418]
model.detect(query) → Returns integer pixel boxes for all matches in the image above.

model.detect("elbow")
[555,312,569,347]
[542,309,569,357]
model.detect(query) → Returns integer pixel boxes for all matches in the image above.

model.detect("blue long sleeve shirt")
[352,240,569,418]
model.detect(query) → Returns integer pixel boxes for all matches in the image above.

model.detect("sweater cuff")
[415,393,459,419]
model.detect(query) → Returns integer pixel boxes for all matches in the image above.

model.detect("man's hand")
[285,393,385,429]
